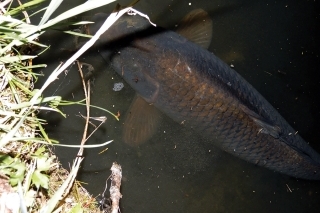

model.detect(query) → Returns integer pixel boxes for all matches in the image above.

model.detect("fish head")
[87,13,161,102]
[86,9,213,102]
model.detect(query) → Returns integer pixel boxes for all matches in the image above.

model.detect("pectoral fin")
[176,9,213,49]
[122,95,162,146]
[240,104,281,138]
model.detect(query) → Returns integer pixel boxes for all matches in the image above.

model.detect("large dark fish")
[87,9,320,180]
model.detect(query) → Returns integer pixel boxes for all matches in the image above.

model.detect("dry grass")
[0,0,152,211]
[0,0,115,212]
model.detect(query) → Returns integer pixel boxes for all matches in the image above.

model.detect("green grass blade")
[7,0,48,16]
[40,0,116,30]
[38,0,63,25]
[63,30,93,38]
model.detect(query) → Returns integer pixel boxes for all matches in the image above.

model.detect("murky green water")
[36,0,320,212]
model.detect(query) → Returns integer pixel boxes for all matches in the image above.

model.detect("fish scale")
[89,12,320,180]
[140,31,320,179]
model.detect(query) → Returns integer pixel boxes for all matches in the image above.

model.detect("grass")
[0,0,155,211]
[0,0,128,212]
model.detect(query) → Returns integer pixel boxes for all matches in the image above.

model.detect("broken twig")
[110,162,122,213]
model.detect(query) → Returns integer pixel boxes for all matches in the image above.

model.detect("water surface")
[36,0,320,212]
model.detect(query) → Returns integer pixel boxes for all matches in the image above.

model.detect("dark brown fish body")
[88,12,320,180]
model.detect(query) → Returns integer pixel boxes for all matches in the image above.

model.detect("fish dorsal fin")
[240,104,281,139]
[176,9,213,49]
[122,95,162,146]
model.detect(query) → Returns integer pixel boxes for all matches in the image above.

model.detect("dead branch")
[110,162,122,213]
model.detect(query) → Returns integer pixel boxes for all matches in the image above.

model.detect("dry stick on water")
[110,162,122,213]
[43,61,92,212]
[77,61,91,156]
[60,62,91,198]
[75,62,108,145]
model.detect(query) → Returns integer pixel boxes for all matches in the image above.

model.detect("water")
[35,0,320,212]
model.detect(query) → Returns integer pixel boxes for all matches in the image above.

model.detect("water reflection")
[36,0,320,212]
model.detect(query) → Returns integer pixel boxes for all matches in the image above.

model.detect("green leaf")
[0,154,14,164]
[34,146,46,156]
[32,170,49,189]
[0,157,26,186]
[10,162,26,185]
[70,203,84,213]
[30,153,54,189]
[36,155,52,171]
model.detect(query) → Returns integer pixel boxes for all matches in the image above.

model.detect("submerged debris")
[113,82,124,91]
[99,162,122,213]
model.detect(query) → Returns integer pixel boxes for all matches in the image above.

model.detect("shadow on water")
[35,0,320,212]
